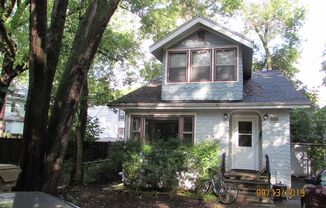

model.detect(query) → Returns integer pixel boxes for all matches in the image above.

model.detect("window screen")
[168,52,187,82]
[182,116,194,144]
[215,49,236,81]
[191,50,211,82]
[131,116,141,141]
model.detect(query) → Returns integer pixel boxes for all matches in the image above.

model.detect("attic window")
[168,51,187,82]
[215,48,237,81]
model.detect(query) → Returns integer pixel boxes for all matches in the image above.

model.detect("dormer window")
[167,47,237,83]
[215,48,237,81]
[168,52,188,82]
[191,50,211,82]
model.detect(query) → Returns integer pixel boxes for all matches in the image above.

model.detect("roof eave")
[149,16,254,55]
[109,102,311,110]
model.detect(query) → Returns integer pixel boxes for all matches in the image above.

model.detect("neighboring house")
[88,106,125,142]
[109,16,310,187]
[0,83,27,137]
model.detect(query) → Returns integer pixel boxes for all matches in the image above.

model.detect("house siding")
[161,30,243,101]
[124,109,292,187]
[171,31,235,48]
[261,109,291,186]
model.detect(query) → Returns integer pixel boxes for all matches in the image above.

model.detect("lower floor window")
[130,115,194,144]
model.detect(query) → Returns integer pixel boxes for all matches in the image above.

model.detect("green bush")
[110,138,221,191]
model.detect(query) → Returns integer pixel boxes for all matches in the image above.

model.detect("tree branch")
[0,20,16,55]
[98,47,118,62]
[46,0,69,85]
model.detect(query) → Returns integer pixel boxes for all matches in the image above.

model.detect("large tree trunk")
[262,41,273,71]
[41,0,120,193]
[16,0,69,191]
[70,79,88,185]
[16,0,48,191]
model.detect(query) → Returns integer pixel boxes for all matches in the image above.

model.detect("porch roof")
[109,71,310,109]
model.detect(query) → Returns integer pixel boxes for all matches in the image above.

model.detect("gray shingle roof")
[112,71,309,105]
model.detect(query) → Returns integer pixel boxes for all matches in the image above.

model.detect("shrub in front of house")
[108,138,221,191]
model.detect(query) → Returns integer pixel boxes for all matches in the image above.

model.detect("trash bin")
[0,164,21,192]
[272,182,287,201]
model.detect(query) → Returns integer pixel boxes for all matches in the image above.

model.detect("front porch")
[221,153,273,204]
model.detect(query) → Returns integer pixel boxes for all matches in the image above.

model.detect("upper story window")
[215,48,237,81]
[167,47,237,83]
[118,110,125,121]
[11,102,16,113]
[191,50,211,82]
[168,52,187,82]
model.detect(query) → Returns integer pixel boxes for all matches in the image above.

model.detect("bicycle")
[200,172,238,205]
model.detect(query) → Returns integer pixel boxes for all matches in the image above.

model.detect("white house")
[110,16,310,187]
[88,106,125,142]
[0,83,27,137]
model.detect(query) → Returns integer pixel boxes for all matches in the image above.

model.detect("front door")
[232,115,258,170]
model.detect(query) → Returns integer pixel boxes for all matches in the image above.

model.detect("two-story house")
[110,16,310,187]
[0,83,27,137]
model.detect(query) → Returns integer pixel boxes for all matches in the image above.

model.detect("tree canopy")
[220,0,306,76]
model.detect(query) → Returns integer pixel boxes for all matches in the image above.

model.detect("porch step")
[224,178,269,185]
[236,183,269,192]
[224,170,269,180]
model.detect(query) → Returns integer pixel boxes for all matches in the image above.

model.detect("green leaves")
[112,138,221,191]
[291,107,326,172]
[321,45,326,86]
[238,0,306,73]
[126,0,220,41]
[140,59,162,82]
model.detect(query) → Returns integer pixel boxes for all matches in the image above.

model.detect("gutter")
[108,102,311,110]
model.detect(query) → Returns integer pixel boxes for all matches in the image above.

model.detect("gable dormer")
[150,16,253,101]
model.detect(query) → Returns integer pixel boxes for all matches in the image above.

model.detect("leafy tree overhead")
[322,45,326,86]
[224,0,306,76]
[140,58,162,82]
[14,0,226,194]
[0,1,29,111]
[17,0,121,193]
[127,0,220,41]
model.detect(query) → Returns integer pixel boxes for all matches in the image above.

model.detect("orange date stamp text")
[256,188,305,198]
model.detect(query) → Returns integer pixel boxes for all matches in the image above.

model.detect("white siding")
[261,109,291,186]
[88,106,125,142]
[124,109,292,187]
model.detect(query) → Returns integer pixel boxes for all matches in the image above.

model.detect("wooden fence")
[0,138,111,164]
[0,138,23,164]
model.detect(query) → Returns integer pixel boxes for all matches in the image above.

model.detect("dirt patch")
[61,183,300,208]
[61,184,224,208]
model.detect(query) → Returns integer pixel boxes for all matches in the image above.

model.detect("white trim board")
[112,102,310,110]
[150,16,254,54]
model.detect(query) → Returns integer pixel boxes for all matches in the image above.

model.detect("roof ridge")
[150,16,254,53]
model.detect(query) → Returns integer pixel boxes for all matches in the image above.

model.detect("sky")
[295,0,326,107]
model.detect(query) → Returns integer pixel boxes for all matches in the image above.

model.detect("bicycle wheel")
[218,183,238,204]
[197,180,211,194]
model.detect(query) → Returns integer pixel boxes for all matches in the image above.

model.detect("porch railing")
[264,154,271,185]
[220,152,225,177]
